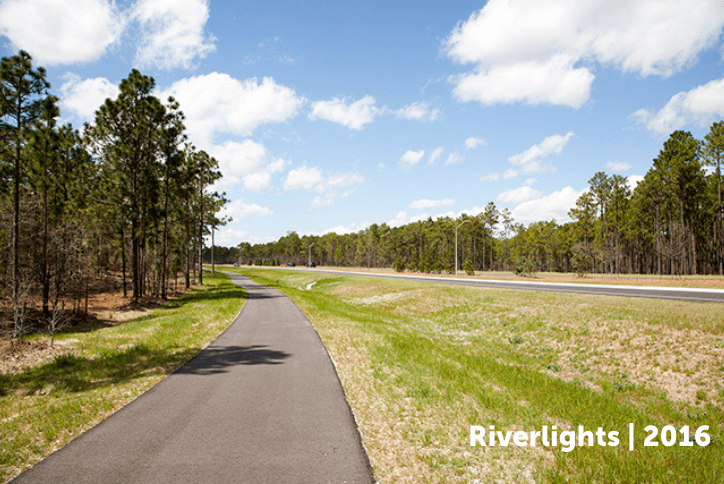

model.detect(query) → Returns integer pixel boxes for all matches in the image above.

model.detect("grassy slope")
[0,274,245,483]
[236,267,724,484]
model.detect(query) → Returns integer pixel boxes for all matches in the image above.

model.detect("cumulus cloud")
[0,0,123,65]
[511,186,585,224]
[283,166,366,211]
[395,101,440,122]
[388,211,409,228]
[408,199,455,210]
[208,140,286,193]
[480,173,500,182]
[209,227,276,246]
[318,221,372,236]
[59,75,118,122]
[465,137,486,149]
[627,175,644,191]
[429,146,444,164]
[445,151,461,164]
[400,150,425,169]
[308,95,382,130]
[133,0,216,70]
[606,161,633,172]
[220,198,273,221]
[632,77,724,135]
[502,169,518,179]
[508,132,573,174]
[444,0,724,107]
[496,186,542,205]
[163,73,305,146]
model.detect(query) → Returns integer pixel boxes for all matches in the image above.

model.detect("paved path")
[276,267,724,304]
[13,274,375,484]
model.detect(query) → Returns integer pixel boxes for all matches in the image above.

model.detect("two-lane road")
[266,267,724,304]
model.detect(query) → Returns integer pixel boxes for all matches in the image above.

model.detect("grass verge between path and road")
[232,267,724,484]
[0,273,245,484]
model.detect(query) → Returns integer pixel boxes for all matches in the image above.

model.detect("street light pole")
[449,219,469,276]
[308,242,315,265]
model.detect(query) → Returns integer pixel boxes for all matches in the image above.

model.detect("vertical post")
[449,219,469,276]
[212,225,215,276]
[308,243,315,265]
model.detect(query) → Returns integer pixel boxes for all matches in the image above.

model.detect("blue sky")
[2,0,724,245]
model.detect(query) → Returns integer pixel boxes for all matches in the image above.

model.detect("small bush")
[514,255,537,277]
[509,334,524,345]
[463,258,475,275]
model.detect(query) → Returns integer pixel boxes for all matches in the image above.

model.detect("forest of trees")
[226,126,723,278]
[1,51,227,340]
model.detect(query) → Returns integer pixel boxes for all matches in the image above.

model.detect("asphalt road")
[12,273,375,484]
[277,267,724,304]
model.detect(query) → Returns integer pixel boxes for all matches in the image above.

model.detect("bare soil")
[0,273,191,375]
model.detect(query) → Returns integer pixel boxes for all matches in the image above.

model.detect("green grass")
[0,273,245,483]
[233,267,724,484]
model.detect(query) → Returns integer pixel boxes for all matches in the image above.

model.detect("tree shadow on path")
[177,345,291,375]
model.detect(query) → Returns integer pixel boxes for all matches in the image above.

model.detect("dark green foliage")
[0,52,227,336]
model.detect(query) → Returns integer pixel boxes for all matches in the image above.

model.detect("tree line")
[224,126,723,277]
[1,51,227,339]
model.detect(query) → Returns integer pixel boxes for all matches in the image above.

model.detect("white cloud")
[0,0,123,65]
[388,211,409,227]
[395,101,440,122]
[429,146,444,164]
[408,199,455,210]
[283,166,366,211]
[284,166,324,191]
[308,95,382,130]
[451,55,594,108]
[633,77,724,135]
[209,227,277,246]
[508,132,573,174]
[209,227,247,247]
[480,173,500,182]
[59,75,118,122]
[627,175,644,191]
[497,186,542,204]
[511,186,585,224]
[318,221,372,236]
[445,1,724,107]
[208,140,286,193]
[220,198,273,221]
[606,161,633,172]
[163,73,305,146]
[445,151,461,164]
[133,0,216,70]
[503,169,518,179]
[465,137,486,149]
[240,158,287,193]
[524,178,538,187]
[400,150,425,169]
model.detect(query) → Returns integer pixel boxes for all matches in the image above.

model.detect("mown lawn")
[234,267,724,484]
[0,274,245,483]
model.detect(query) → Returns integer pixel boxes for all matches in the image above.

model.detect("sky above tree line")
[2,0,724,245]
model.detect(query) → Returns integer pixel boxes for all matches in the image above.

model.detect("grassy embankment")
[234,267,724,484]
[0,273,245,483]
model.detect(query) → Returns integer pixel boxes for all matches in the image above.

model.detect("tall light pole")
[308,242,315,266]
[449,219,469,276]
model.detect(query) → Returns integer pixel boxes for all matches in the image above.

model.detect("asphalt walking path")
[13,273,375,484]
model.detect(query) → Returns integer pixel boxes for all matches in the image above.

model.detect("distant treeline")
[1,51,227,338]
[216,126,724,277]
